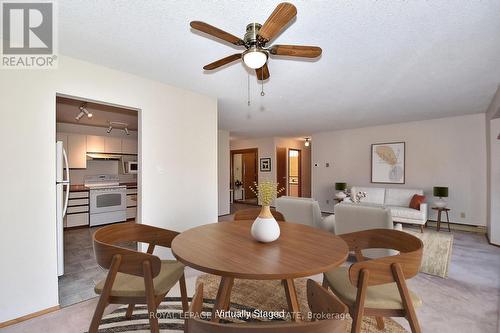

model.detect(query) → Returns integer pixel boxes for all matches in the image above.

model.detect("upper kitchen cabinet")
[122,138,138,154]
[104,137,122,153]
[67,134,87,168]
[86,135,105,153]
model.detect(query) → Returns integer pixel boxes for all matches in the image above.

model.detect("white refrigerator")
[56,141,70,276]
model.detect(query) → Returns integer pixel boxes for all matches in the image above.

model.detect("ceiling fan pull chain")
[247,73,251,106]
[260,71,265,96]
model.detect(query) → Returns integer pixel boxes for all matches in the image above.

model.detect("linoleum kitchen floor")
[2,209,499,333]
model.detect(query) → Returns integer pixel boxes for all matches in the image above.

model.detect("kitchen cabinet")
[126,186,137,219]
[65,190,89,228]
[122,138,138,154]
[86,135,105,153]
[67,134,87,168]
[104,137,122,153]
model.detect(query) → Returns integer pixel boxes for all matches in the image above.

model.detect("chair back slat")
[339,229,423,286]
[93,223,171,277]
[233,208,286,221]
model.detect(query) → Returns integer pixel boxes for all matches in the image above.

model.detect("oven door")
[90,188,126,214]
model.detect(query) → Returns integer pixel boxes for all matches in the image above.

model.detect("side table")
[431,207,451,232]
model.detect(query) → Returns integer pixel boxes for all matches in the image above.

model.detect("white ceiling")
[58,0,500,138]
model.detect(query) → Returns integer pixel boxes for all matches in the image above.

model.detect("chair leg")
[144,261,159,333]
[89,255,121,333]
[392,263,422,333]
[420,225,424,233]
[375,316,385,330]
[125,304,135,319]
[179,274,189,313]
[89,293,108,333]
[322,275,329,289]
[351,269,369,333]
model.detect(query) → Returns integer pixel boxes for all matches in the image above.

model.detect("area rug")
[405,228,453,278]
[89,274,408,332]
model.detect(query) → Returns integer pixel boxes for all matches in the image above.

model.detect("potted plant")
[249,181,284,243]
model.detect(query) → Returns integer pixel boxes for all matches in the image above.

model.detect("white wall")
[312,114,487,226]
[489,118,500,244]
[218,130,230,216]
[485,86,500,245]
[0,56,218,322]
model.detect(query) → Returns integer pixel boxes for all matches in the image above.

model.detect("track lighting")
[106,121,130,135]
[75,103,92,120]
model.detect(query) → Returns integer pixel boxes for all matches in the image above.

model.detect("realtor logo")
[1,1,57,68]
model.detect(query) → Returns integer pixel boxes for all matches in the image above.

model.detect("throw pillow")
[409,194,426,210]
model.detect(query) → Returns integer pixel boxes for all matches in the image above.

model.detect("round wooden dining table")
[171,220,349,322]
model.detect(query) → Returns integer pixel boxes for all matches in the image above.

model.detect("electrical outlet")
[460,212,466,218]
[326,199,330,204]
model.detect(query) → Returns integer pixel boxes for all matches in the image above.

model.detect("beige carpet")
[405,229,453,278]
[198,274,408,333]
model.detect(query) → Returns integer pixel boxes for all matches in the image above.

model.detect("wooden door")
[243,152,257,199]
[276,147,287,197]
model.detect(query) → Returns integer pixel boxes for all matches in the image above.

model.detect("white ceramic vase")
[251,206,280,243]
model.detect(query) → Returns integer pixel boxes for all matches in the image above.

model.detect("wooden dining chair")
[233,207,286,221]
[185,279,348,333]
[322,229,423,333]
[89,222,189,333]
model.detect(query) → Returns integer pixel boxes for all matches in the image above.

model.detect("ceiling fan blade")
[203,53,242,70]
[255,63,270,80]
[269,45,322,58]
[190,21,244,46]
[258,2,297,42]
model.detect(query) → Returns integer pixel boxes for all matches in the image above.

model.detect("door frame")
[288,148,302,197]
[230,148,258,202]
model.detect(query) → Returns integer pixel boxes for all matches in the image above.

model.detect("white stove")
[85,175,127,226]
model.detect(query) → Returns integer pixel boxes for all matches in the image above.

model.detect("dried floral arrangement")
[250,181,285,206]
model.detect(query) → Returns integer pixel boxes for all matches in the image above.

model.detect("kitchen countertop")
[69,182,137,192]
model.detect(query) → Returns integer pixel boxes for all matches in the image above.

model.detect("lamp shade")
[335,182,347,191]
[433,186,448,198]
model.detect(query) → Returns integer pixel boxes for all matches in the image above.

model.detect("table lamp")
[335,182,347,199]
[433,186,448,208]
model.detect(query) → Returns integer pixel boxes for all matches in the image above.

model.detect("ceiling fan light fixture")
[242,47,268,69]
[304,138,310,147]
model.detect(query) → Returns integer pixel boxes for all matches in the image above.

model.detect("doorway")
[288,149,302,197]
[231,148,258,205]
[55,94,141,307]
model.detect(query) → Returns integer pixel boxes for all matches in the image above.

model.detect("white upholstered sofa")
[274,196,335,230]
[346,186,428,231]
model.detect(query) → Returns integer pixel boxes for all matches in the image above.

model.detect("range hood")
[86,153,123,160]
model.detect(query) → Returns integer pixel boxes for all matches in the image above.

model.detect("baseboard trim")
[0,305,60,328]
[485,232,500,247]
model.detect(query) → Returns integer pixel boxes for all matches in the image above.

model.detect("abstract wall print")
[371,142,405,184]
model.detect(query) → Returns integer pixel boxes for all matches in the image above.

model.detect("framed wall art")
[260,158,271,172]
[371,142,405,184]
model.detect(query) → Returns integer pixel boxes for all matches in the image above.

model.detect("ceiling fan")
[190,2,322,80]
